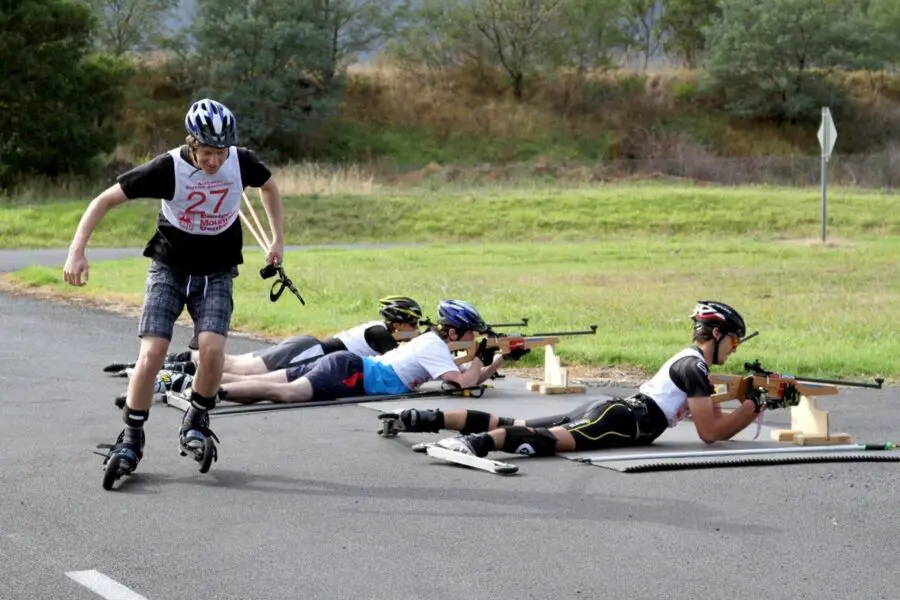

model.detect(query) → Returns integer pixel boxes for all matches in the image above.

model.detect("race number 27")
[185,188,229,214]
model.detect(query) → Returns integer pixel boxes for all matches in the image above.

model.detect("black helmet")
[378,296,423,324]
[691,300,746,338]
[437,300,489,334]
[184,98,237,148]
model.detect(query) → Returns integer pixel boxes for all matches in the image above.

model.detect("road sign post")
[817,107,837,242]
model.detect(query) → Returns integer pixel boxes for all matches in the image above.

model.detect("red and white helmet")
[691,300,746,338]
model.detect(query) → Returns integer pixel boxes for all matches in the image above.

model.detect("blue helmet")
[185,98,237,148]
[437,300,488,334]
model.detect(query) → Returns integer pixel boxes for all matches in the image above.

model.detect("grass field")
[1,182,899,248]
[6,226,900,381]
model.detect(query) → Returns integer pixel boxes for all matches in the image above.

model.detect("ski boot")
[179,409,219,473]
[94,429,144,491]
[377,408,443,438]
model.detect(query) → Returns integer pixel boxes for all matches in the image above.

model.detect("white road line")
[66,570,149,600]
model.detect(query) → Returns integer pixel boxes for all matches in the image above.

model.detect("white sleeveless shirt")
[161,147,244,235]
[335,320,386,357]
[638,347,709,427]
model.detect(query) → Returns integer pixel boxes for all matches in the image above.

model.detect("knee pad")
[500,426,558,457]
[122,407,149,428]
[399,408,444,433]
[461,410,493,434]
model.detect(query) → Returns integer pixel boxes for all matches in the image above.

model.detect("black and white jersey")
[638,346,715,427]
[116,145,271,275]
[333,320,398,357]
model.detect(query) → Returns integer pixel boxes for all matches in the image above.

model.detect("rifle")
[448,335,562,366]
[709,360,884,406]
[392,318,532,342]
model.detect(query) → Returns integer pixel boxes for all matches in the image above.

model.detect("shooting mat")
[359,384,900,473]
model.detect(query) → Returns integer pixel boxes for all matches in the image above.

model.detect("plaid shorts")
[138,260,238,341]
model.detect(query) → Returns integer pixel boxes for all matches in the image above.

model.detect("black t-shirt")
[669,353,715,397]
[116,146,272,275]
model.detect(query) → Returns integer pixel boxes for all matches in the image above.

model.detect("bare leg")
[220,376,315,404]
[439,410,528,431]
[126,336,169,411]
[191,331,226,397]
[222,354,269,375]
[220,369,290,384]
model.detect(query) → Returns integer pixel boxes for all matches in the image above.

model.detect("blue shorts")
[285,351,365,400]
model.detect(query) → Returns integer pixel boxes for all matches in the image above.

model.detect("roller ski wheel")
[377,413,403,438]
[94,432,142,491]
[179,413,219,473]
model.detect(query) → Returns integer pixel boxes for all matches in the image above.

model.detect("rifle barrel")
[529,325,598,337]
[745,361,883,389]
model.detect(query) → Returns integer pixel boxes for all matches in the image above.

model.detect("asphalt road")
[1,252,898,600]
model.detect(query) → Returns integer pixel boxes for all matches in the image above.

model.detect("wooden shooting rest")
[709,373,852,446]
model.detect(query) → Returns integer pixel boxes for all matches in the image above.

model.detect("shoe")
[435,435,477,456]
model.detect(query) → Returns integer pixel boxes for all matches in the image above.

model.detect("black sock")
[123,426,143,448]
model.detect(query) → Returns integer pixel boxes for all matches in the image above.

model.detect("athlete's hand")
[503,347,530,361]
[266,238,284,266]
[63,251,89,286]
[475,338,497,365]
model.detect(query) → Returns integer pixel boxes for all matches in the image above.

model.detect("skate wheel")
[114,394,126,410]
[102,454,122,490]
[199,438,216,473]
[496,464,518,475]
[411,443,428,454]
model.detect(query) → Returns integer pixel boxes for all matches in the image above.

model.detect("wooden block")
[537,384,586,395]
[772,430,799,442]
[793,433,852,446]
[525,381,543,392]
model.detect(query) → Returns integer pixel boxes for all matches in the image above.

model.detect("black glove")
[765,383,800,410]
[475,338,497,365]
[503,347,530,361]
[742,388,766,413]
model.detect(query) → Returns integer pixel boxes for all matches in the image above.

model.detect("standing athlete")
[64,98,285,488]
[381,301,796,458]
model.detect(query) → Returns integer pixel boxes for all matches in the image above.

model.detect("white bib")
[161,147,244,235]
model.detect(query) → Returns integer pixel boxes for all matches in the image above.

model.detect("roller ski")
[178,409,219,474]
[94,429,144,491]
[114,371,193,409]
[421,436,518,475]
[103,350,196,375]
[376,407,443,438]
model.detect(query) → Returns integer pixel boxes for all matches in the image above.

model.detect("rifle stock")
[709,373,838,404]
[448,335,561,365]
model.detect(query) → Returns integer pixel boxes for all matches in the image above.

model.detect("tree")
[658,0,721,69]
[313,0,411,86]
[470,0,564,100]
[543,0,626,75]
[619,0,663,71]
[190,0,341,157]
[0,0,132,187]
[85,0,178,56]
[702,0,871,122]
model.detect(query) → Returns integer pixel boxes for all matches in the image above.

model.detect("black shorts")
[526,394,668,451]
[284,351,365,400]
